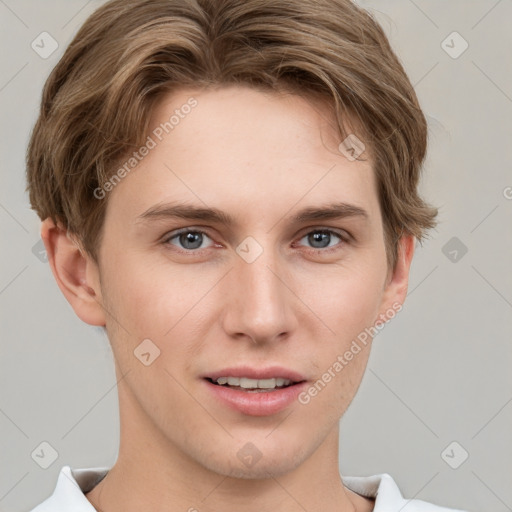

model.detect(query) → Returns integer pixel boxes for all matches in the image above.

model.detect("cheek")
[102,253,188,326]
[100,253,220,365]
[301,263,385,336]
[295,265,384,404]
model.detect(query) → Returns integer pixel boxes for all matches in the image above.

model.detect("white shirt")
[29,465,467,511]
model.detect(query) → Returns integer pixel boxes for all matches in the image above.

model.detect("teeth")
[213,377,293,389]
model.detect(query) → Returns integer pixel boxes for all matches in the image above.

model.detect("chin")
[213,459,301,480]
[201,442,310,480]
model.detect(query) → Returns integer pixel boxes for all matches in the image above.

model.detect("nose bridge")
[223,240,294,341]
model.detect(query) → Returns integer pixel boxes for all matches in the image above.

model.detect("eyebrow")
[136,201,369,226]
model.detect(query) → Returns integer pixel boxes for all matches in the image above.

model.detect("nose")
[221,244,297,344]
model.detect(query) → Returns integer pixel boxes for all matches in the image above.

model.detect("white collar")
[30,465,465,511]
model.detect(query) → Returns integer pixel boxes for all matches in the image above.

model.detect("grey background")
[1,1,511,511]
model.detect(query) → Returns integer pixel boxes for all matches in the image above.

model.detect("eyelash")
[161,227,351,255]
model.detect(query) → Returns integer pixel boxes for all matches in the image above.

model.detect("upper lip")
[204,366,307,383]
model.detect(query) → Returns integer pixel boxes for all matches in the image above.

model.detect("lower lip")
[203,379,308,416]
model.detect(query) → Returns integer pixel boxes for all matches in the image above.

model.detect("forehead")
[104,85,380,228]
[150,84,362,165]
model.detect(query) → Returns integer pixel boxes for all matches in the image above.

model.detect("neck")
[85,376,373,512]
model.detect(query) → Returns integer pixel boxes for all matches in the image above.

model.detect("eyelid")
[160,226,216,249]
[295,225,352,243]
[161,225,352,252]
[293,227,351,252]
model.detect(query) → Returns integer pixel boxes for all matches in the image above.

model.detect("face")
[88,85,406,479]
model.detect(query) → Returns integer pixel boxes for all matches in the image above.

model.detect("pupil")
[309,231,330,248]
[180,232,202,250]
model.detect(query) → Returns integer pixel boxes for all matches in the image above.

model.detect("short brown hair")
[26,0,438,271]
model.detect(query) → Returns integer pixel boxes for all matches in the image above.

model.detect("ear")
[41,218,106,326]
[375,234,416,323]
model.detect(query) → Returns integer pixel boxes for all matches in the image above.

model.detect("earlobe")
[41,218,106,327]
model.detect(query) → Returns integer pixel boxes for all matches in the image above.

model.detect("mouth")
[204,376,303,393]
[201,367,309,416]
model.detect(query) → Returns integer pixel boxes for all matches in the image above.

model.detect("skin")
[42,84,414,512]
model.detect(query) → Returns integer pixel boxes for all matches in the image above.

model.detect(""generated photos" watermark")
[93,97,198,199]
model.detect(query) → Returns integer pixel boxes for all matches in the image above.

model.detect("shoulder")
[342,473,468,512]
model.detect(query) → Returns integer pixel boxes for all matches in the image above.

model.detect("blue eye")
[298,230,344,250]
[163,228,348,254]
[165,230,214,251]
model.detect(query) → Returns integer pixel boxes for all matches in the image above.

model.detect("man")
[26,0,466,510]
